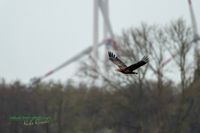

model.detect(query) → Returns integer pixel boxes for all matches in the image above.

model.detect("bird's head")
[132,72,138,74]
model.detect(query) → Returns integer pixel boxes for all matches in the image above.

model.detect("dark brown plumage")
[108,51,149,74]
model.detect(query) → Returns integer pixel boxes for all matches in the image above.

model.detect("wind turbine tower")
[92,0,116,70]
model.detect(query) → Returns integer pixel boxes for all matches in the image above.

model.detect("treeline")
[0,79,200,133]
[1,18,200,133]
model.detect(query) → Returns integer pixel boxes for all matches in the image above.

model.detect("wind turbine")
[32,0,117,84]
[158,0,200,69]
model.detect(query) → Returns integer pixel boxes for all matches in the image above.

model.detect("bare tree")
[163,19,195,133]
[165,19,193,93]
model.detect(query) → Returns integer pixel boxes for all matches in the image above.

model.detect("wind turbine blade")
[32,42,104,84]
[188,0,200,42]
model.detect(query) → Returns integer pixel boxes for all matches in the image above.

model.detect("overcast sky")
[0,0,199,83]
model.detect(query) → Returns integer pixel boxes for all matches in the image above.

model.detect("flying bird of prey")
[108,51,149,74]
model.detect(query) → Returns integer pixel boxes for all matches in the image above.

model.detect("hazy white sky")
[0,0,199,83]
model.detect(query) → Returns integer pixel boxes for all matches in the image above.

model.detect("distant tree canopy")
[0,19,200,133]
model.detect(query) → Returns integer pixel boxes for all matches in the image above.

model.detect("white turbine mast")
[92,0,116,67]
[92,0,99,69]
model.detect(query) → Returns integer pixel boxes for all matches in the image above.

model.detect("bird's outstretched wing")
[126,56,149,71]
[108,51,127,69]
